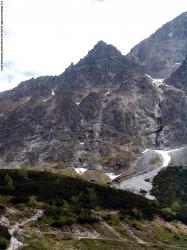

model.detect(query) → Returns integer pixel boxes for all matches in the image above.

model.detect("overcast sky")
[0,0,186,92]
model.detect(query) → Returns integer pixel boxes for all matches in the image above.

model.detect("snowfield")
[117,147,185,200]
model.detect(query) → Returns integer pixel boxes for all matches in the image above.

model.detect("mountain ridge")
[0,13,187,171]
[128,11,187,78]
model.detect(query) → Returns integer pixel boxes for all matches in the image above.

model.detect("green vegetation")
[92,150,136,166]
[19,218,187,250]
[0,169,157,229]
[58,167,78,178]
[0,225,11,249]
[152,166,187,224]
[81,170,110,184]
[0,168,187,250]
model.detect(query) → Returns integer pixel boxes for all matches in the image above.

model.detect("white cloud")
[0,0,186,92]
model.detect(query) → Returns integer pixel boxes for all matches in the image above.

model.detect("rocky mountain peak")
[76,40,124,69]
[60,40,143,88]
[87,40,122,59]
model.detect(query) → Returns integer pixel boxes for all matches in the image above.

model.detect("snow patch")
[43,97,52,102]
[145,74,180,90]
[104,91,111,96]
[0,113,3,117]
[27,97,30,101]
[154,149,171,167]
[118,172,154,199]
[106,173,121,181]
[145,74,164,86]
[142,148,150,154]
[76,102,80,106]
[51,89,55,96]
[169,32,173,38]
[74,167,87,175]
[175,62,181,65]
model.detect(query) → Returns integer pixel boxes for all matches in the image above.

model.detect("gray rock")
[128,12,187,78]
[166,55,187,94]
[0,39,186,171]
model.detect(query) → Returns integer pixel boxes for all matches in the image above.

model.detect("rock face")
[166,55,187,94]
[128,12,187,78]
[0,37,186,171]
[156,55,187,148]
[0,41,148,170]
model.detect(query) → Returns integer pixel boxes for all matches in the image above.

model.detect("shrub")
[0,237,9,250]
[0,225,11,240]
[0,225,11,250]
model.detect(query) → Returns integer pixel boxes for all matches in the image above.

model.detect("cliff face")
[0,42,154,169]
[166,55,187,94]
[128,12,187,78]
[0,39,186,171]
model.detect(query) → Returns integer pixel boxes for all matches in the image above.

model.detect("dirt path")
[7,210,43,250]
[100,221,125,240]
[120,221,147,245]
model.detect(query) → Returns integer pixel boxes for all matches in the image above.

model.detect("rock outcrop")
[166,55,187,94]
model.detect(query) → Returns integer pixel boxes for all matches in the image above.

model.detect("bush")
[0,237,9,249]
[160,207,176,221]
[51,215,76,228]
[0,225,11,250]
[0,169,158,229]
[4,175,14,192]
[0,225,11,240]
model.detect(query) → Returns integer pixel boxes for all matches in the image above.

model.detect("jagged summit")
[77,40,123,65]
[88,40,122,58]
[61,40,143,87]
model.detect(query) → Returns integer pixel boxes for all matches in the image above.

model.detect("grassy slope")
[19,217,187,250]
[0,169,187,249]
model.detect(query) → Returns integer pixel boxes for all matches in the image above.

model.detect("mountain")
[0,14,187,250]
[0,40,186,170]
[0,41,154,169]
[128,12,187,78]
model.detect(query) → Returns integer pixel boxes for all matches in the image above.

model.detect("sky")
[0,0,186,92]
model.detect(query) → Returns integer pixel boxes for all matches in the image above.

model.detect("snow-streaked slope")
[117,147,185,200]
[145,74,182,91]
[145,74,164,86]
